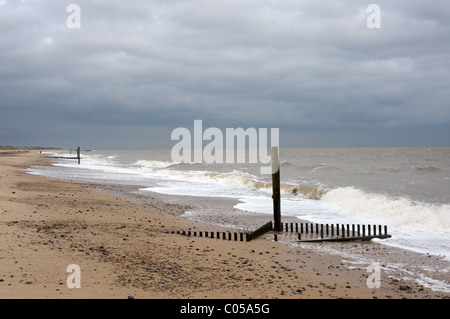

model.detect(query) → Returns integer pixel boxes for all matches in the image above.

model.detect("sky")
[1,0,449,150]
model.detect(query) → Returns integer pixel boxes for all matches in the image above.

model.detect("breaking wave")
[322,187,450,235]
[133,159,178,169]
[182,170,329,200]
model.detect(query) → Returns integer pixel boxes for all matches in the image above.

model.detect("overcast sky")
[1,0,449,149]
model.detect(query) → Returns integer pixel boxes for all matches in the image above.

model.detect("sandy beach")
[0,151,449,299]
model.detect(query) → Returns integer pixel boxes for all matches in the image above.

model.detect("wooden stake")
[271,146,281,231]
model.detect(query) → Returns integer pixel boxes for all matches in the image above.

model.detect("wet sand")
[0,151,449,299]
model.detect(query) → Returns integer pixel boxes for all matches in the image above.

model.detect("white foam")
[321,187,450,235]
[134,159,176,169]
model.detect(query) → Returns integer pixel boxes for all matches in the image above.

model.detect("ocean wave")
[184,169,329,200]
[133,159,177,169]
[133,159,210,170]
[288,183,328,199]
[321,187,450,235]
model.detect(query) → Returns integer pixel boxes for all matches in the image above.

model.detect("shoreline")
[0,152,449,299]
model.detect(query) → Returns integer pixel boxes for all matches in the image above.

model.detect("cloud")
[1,0,449,148]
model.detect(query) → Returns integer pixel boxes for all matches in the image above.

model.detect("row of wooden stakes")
[168,229,249,242]
[280,222,388,236]
[168,221,273,242]
[276,222,392,242]
[166,220,391,243]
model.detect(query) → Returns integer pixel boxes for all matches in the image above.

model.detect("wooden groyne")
[168,221,274,243]
[277,222,391,242]
[167,220,391,244]
[166,229,247,242]
[246,221,273,242]
[48,146,81,164]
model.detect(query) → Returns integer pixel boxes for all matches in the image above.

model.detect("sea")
[27,146,450,290]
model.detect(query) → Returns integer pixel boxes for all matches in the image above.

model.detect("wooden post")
[246,221,273,242]
[271,146,281,232]
[77,146,81,165]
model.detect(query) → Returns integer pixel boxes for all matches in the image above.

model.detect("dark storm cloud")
[1,0,449,149]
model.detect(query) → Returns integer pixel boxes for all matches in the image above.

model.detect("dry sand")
[0,151,449,299]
